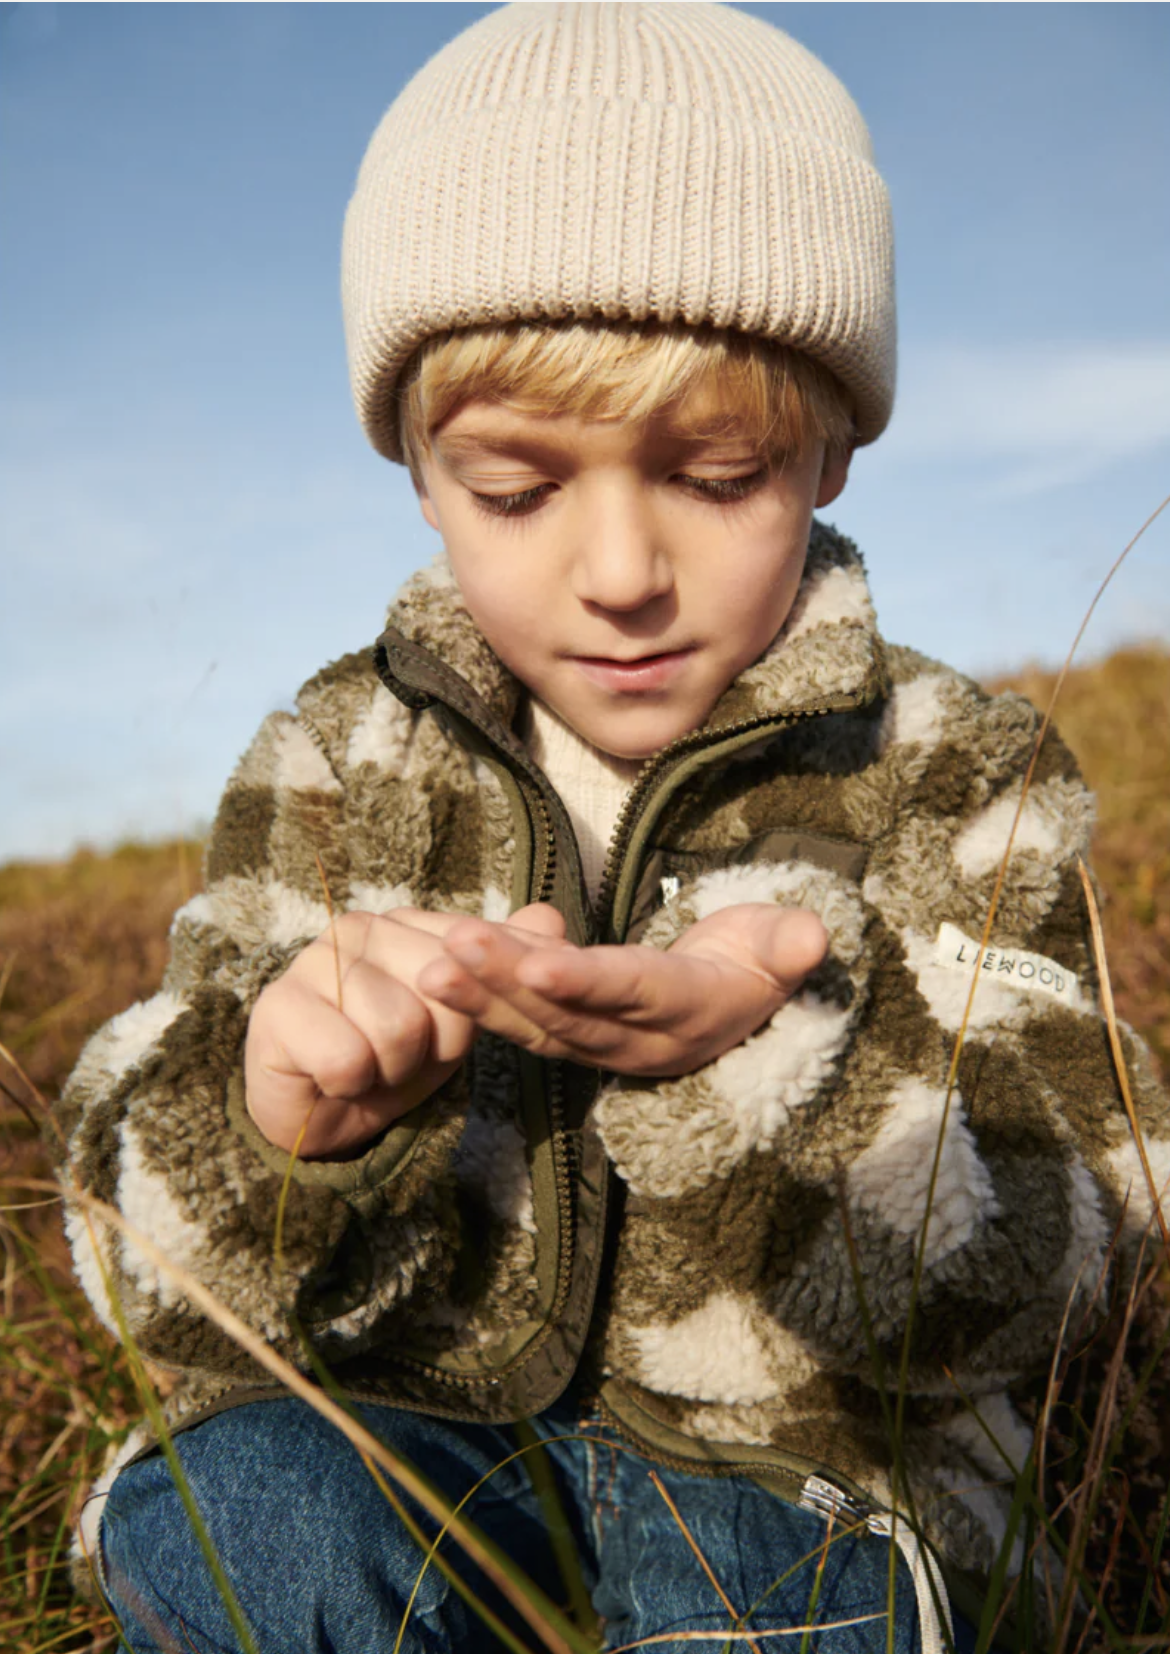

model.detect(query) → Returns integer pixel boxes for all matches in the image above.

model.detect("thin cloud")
[883,342,1170,495]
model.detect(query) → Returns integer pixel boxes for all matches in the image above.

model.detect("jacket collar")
[381,520,887,738]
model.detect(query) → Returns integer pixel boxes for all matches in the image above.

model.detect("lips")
[570,648,695,693]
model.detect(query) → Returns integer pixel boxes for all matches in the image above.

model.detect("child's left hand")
[414,903,827,1077]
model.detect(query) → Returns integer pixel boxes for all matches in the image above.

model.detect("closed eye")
[469,467,768,517]
[469,484,555,518]
[676,470,767,503]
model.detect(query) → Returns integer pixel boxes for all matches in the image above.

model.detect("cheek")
[452,560,545,661]
[716,539,806,640]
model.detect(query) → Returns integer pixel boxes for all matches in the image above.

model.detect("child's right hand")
[244,903,564,1158]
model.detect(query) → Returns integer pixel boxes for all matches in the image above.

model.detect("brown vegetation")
[1,647,1167,1649]
[988,646,1170,1638]
[989,647,1170,1080]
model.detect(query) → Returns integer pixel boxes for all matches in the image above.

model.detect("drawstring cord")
[800,1473,954,1652]
[868,1508,954,1654]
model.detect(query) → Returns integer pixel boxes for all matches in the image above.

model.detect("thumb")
[752,907,828,992]
[678,904,828,997]
[506,902,568,942]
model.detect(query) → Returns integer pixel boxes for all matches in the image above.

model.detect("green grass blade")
[514,1419,599,1642]
[81,1212,261,1654]
[289,1314,598,1654]
[1133,1488,1170,1635]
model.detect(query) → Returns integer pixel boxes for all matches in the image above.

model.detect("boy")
[60,5,1169,1651]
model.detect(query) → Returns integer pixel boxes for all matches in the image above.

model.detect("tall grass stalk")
[390,1431,600,1654]
[645,1468,741,1629]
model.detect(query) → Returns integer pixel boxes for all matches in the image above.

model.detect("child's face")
[416,397,848,759]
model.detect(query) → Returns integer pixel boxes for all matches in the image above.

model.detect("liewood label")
[935,922,1081,1007]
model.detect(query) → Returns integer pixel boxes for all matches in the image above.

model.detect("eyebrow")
[434,420,757,465]
[435,430,562,464]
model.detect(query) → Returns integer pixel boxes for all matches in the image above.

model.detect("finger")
[365,903,568,948]
[327,958,439,1083]
[418,924,604,1055]
[292,912,478,1065]
[361,907,463,940]
[438,918,537,980]
[433,919,582,1016]
[512,943,666,1016]
[506,902,567,941]
[421,928,702,1069]
[249,975,380,1101]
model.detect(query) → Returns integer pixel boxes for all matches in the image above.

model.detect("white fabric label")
[935,922,1082,1008]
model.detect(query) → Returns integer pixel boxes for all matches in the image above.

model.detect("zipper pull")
[797,1472,867,1523]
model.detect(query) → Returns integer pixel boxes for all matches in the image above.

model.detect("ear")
[815,448,851,509]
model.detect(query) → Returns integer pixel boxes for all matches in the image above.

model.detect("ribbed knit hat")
[343,2,895,461]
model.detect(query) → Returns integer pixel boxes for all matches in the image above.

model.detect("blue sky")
[2,2,1168,863]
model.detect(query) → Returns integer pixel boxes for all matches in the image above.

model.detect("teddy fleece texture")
[59,524,1170,1608]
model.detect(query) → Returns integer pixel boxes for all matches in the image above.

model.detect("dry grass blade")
[272,1106,316,1276]
[1044,1238,1170,1651]
[272,848,340,1265]
[315,846,344,1016]
[1032,1253,1108,1625]
[0,950,17,1014]
[391,1432,604,1654]
[606,1615,886,1650]
[646,1468,741,1627]
[53,1182,589,1654]
[358,1452,539,1654]
[1077,855,1169,1250]
[513,1421,599,1642]
[797,1514,833,1654]
[0,1037,67,1153]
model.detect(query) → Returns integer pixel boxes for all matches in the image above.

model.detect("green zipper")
[371,633,885,1405]
[590,1386,874,1519]
[370,636,585,1399]
[594,688,879,944]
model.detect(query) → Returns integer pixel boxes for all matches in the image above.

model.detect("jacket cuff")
[225,1071,437,1219]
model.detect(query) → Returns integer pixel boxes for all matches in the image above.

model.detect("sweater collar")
[382,519,886,736]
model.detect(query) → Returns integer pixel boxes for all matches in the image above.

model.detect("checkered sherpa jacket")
[61,524,1169,1611]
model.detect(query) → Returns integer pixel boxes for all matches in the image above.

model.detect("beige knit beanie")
[343,2,895,462]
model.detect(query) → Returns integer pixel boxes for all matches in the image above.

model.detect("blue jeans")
[99,1391,977,1653]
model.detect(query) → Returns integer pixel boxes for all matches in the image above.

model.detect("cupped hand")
[417,903,828,1077]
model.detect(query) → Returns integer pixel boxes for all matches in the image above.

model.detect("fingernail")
[453,940,486,969]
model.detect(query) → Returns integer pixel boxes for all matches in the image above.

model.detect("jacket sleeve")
[56,700,469,1378]
[592,673,1170,1396]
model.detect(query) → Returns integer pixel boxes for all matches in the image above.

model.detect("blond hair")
[397,321,855,482]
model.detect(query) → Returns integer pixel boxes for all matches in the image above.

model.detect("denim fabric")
[99,1392,978,1654]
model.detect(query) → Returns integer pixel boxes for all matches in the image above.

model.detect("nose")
[570,486,675,614]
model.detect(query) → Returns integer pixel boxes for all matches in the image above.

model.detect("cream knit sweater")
[522,698,643,903]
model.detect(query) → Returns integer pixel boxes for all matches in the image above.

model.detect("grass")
[988,647,1170,1077]
[1,647,1168,1651]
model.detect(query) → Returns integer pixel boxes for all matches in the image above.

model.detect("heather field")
[2,645,1167,1652]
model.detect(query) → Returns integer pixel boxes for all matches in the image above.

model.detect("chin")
[589,718,691,761]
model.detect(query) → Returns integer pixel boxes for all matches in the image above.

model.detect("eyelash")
[470,470,767,518]
[471,485,554,518]
[681,471,767,503]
